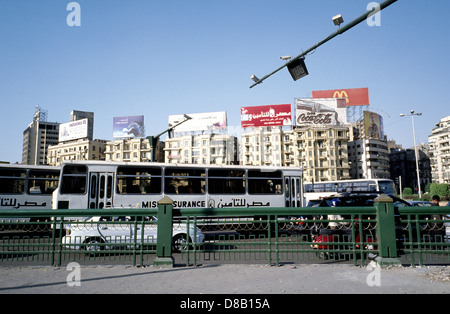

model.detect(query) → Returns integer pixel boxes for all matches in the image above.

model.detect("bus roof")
[0,164,60,171]
[60,160,302,174]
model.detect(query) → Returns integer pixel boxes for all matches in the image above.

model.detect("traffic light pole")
[249,0,398,88]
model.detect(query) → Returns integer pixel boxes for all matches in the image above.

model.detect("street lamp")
[400,110,423,198]
[248,0,398,88]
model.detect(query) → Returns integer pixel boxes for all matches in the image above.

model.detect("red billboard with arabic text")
[241,104,292,128]
[312,88,369,107]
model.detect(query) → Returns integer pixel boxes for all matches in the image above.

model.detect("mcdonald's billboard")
[311,88,369,107]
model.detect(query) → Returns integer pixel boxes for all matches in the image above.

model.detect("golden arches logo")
[332,90,349,104]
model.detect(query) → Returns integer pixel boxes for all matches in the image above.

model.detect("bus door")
[285,176,302,208]
[89,172,114,209]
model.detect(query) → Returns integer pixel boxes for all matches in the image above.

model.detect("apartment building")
[47,138,107,166]
[428,115,450,183]
[164,134,238,165]
[22,106,59,165]
[105,138,164,163]
[348,138,390,179]
[241,125,351,182]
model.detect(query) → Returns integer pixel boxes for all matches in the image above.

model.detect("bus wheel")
[172,234,191,253]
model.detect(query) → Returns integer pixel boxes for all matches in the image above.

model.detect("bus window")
[208,169,245,194]
[378,180,395,194]
[248,170,282,194]
[28,170,59,195]
[164,167,205,194]
[117,166,161,194]
[61,165,87,194]
[0,168,26,194]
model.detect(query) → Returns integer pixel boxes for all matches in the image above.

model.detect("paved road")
[0,263,448,296]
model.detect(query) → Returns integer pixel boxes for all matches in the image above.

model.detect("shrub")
[429,183,449,198]
[403,187,413,196]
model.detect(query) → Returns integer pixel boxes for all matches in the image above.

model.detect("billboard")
[363,111,384,139]
[295,98,347,127]
[59,118,88,142]
[113,115,145,138]
[240,104,292,128]
[312,88,369,107]
[169,111,227,133]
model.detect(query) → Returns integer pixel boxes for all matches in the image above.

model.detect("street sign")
[287,58,309,81]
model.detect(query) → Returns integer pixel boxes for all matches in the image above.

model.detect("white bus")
[304,179,396,205]
[53,161,303,214]
[0,164,60,220]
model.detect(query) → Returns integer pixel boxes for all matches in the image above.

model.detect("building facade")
[47,138,107,166]
[105,138,164,163]
[347,119,391,180]
[428,115,450,184]
[241,125,351,183]
[164,134,238,165]
[22,106,59,165]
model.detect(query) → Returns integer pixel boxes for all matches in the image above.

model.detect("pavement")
[0,263,449,295]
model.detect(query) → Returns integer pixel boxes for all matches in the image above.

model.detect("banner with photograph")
[363,111,384,139]
[113,115,145,138]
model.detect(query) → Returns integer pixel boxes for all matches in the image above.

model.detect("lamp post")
[249,0,398,88]
[400,110,422,198]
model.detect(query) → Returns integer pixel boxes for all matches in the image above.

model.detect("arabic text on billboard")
[113,116,145,138]
[168,111,227,133]
[363,111,384,139]
[59,118,88,142]
[311,88,369,107]
[240,104,292,128]
[295,98,347,127]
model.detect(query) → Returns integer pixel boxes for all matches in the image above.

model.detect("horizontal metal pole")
[250,0,398,88]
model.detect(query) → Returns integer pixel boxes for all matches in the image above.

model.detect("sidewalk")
[0,263,448,294]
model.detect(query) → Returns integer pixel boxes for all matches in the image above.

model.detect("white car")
[62,216,205,253]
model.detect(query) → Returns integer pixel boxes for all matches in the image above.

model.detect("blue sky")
[1,0,449,163]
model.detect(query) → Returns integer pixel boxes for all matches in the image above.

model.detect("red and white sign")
[240,104,292,128]
[312,88,369,107]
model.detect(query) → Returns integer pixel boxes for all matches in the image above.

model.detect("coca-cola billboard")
[295,98,348,127]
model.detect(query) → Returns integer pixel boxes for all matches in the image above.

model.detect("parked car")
[62,216,205,253]
[315,192,412,208]
[408,201,432,206]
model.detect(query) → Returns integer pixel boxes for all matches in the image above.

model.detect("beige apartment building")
[428,115,450,183]
[105,138,164,163]
[241,126,351,183]
[47,138,106,166]
[164,134,238,165]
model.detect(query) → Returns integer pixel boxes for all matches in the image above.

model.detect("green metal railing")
[0,196,449,267]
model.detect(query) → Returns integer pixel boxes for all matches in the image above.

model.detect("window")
[164,167,205,194]
[247,170,282,194]
[28,170,59,194]
[61,165,87,194]
[0,168,26,194]
[208,169,245,194]
[117,166,161,194]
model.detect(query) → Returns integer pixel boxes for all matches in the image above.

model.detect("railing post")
[153,196,174,268]
[374,194,401,266]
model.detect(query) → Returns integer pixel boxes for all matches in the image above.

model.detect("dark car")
[314,192,445,242]
[315,192,411,208]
